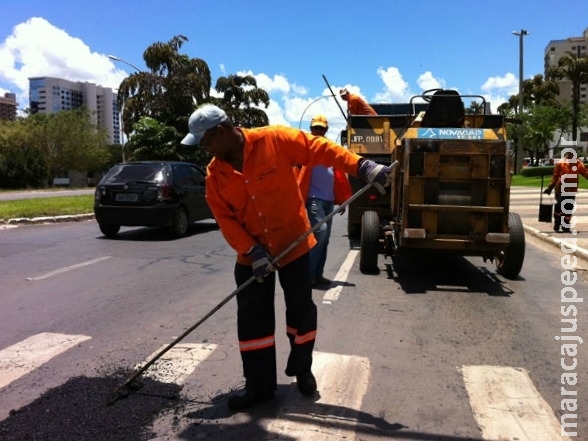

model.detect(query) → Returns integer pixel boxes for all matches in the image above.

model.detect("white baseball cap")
[181,104,228,146]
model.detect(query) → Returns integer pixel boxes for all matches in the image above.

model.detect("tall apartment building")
[0,92,18,121]
[544,27,588,105]
[28,77,121,144]
[544,28,588,150]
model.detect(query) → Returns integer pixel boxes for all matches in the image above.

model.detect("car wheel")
[170,207,189,237]
[99,224,120,237]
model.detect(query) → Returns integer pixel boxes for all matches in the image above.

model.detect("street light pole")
[512,29,528,174]
[107,54,141,73]
[108,55,142,162]
[298,96,331,129]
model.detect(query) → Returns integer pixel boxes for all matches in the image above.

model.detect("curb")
[2,213,95,225]
[523,224,588,262]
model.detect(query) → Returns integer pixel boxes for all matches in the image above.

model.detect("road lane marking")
[461,365,571,441]
[136,343,217,384]
[26,256,112,281]
[266,351,371,440]
[0,332,91,390]
[323,250,359,304]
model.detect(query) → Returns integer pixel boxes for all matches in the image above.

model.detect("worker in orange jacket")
[182,104,391,411]
[296,114,352,286]
[340,88,377,115]
[544,149,588,232]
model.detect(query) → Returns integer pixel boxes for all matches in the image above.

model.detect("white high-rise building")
[28,76,121,144]
[544,28,588,152]
[544,28,588,106]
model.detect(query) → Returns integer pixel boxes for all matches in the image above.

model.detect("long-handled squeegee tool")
[107,170,395,405]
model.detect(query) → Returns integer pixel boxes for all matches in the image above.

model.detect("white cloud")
[480,73,519,111]
[0,17,127,109]
[238,70,295,94]
[374,66,411,102]
[417,71,446,92]
[0,17,517,128]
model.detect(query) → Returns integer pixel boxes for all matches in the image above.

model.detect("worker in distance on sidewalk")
[339,87,377,115]
[182,104,392,411]
[296,114,352,287]
[544,148,588,233]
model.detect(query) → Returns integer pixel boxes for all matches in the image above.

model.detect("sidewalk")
[509,186,588,262]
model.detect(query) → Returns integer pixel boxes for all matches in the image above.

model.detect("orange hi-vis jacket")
[550,158,588,194]
[295,165,352,205]
[205,126,363,267]
[347,93,377,115]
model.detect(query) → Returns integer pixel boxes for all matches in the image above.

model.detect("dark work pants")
[234,252,317,392]
[555,192,576,231]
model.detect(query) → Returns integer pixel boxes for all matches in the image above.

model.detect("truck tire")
[360,210,380,274]
[495,212,525,279]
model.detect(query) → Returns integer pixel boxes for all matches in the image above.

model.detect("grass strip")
[0,195,94,220]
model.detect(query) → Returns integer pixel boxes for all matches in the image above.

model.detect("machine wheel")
[170,207,189,237]
[496,212,525,279]
[99,224,120,238]
[359,210,380,274]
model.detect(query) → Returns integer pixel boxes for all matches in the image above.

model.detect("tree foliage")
[0,108,109,188]
[116,35,270,165]
[213,74,270,127]
[0,120,47,188]
[547,51,588,141]
[117,35,212,140]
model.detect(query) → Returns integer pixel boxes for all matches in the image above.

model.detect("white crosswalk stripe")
[0,333,577,440]
[265,352,371,440]
[0,332,91,390]
[461,365,572,441]
[136,343,217,384]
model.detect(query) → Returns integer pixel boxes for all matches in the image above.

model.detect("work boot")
[227,388,274,411]
[296,372,317,395]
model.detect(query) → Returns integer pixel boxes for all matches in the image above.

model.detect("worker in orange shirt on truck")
[340,87,377,115]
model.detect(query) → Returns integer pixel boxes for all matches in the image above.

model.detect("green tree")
[498,74,561,172]
[116,35,211,143]
[115,36,271,166]
[0,108,109,187]
[0,120,47,188]
[213,74,270,127]
[519,104,567,163]
[465,101,483,115]
[548,52,588,141]
[125,116,182,161]
[49,108,110,175]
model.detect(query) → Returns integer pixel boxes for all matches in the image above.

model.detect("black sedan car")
[94,161,213,238]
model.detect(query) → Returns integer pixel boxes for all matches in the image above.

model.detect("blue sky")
[0,0,586,140]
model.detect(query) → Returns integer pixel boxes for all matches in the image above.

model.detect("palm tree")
[465,101,483,115]
[548,51,588,141]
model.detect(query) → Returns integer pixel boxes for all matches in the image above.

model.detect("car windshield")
[102,164,166,184]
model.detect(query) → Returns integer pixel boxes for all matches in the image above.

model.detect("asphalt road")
[0,214,586,440]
